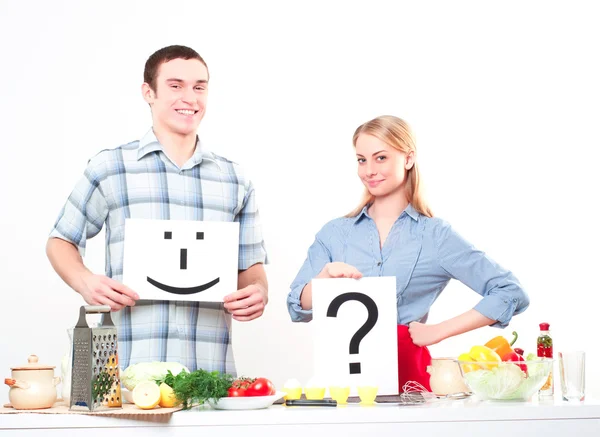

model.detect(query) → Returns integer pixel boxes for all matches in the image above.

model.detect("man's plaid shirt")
[50,129,267,374]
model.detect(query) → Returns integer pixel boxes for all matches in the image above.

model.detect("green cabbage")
[511,359,552,398]
[464,363,525,399]
[121,362,189,390]
[510,370,548,399]
[526,360,549,379]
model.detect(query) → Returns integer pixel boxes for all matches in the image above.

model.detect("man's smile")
[175,109,198,116]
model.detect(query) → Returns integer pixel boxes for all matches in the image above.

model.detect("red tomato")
[232,378,253,390]
[228,387,246,397]
[245,378,275,397]
[502,351,528,375]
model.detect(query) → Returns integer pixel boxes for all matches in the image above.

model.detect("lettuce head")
[121,361,189,390]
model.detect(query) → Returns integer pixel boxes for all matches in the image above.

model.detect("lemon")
[159,382,181,408]
[132,381,161,409]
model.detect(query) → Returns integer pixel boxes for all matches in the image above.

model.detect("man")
[46,45,268,375]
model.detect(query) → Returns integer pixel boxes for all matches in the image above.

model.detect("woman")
[286,115,529,392]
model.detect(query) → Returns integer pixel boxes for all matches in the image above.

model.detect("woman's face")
[355,134,414,198]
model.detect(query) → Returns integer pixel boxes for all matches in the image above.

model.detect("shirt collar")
[136,129,222,170]
[352,206,371,224]
[403,203,420,221]
[352,203,420,225]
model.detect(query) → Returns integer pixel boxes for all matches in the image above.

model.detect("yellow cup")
[282,387,302,401]
[329,386,350,404]
[305,387,326,400]
[357,386,378,405]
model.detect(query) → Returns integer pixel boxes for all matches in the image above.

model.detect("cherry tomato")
[245,377,275,397]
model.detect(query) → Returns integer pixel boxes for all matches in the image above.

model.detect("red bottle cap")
[539,322,550,331]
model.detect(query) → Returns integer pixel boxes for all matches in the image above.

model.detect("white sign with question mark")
[312,277,399,395]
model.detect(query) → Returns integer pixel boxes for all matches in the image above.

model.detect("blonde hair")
[346,115,433,218]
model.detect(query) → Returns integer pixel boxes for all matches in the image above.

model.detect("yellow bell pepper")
[484,331,518,359]
[458,345,501,371]
[457,353,481,373]
[468,345,501,364]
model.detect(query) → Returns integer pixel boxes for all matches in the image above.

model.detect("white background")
[1,0,598,402]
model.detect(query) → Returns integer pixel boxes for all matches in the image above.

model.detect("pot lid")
[11,355,55,371]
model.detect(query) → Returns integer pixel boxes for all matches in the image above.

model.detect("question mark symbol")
[327,292,379,374]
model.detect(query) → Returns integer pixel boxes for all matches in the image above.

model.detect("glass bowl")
[456,360,552,401]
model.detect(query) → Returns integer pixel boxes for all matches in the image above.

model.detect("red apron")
[397,325,432,393]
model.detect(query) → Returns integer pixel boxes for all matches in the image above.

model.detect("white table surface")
[2,396,599,436]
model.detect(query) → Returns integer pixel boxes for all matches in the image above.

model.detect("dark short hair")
[144,45,208,92]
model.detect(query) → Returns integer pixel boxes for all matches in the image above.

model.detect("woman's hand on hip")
[408,322,445,347]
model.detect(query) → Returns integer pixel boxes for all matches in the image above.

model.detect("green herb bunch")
[158,369,234,409]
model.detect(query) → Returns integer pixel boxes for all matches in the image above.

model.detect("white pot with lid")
[4,355,61,410]
[426,357,470,396]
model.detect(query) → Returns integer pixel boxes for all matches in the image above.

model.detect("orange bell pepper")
[484,331,518,359]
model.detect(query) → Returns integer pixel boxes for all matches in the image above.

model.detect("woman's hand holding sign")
[300,262,363,311]
[319,262,363,280]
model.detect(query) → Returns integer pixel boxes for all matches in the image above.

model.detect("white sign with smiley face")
[122,218,239,302]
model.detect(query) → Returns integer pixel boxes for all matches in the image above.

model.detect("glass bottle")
[537,322,554,397]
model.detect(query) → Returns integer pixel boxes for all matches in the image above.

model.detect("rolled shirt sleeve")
[434,220,530,328]
[236,180,268,270]
[287,225,334,323]
[49,160,109,256]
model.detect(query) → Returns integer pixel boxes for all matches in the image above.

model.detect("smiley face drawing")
[146,231,220,295]
[123,219,240,302]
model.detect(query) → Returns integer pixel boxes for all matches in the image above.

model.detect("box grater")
[69,305,122,412]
